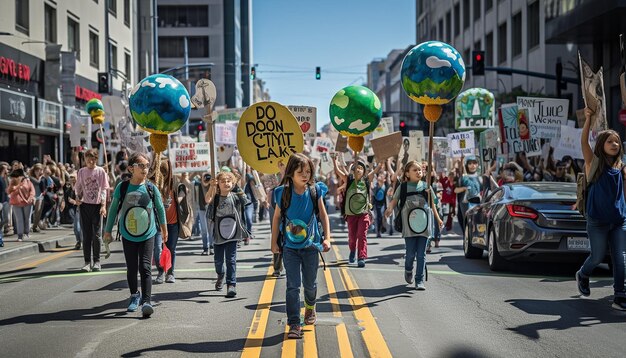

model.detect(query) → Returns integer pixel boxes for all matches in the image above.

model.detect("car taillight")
[506,204,539,220]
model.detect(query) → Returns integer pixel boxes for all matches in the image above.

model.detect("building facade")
[0,0,133,165]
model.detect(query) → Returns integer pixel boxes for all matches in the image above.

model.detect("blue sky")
[252,0,416,131]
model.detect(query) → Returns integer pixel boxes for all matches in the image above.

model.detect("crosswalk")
[241,218,394,358]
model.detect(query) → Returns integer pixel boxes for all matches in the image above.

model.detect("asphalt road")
[0,211,625,358]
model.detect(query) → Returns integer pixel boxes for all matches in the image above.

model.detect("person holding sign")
[576,108,626,310]
[454,155,483,233]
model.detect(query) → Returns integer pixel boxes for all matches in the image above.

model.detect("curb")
[0,233,76,263]
[0,243,40,262]
[34,235,77,252]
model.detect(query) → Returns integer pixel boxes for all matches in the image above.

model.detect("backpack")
[393,182,429,232]
[210,192,250,239]
[115,181,159,241]
[341,174,370,217]
[373,183,387,207]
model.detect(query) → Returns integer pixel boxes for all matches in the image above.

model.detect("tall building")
[0,0,133,165]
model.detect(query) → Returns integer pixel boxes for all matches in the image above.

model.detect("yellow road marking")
[324,266,354,358]
[281,324,296,358]
[332,242,393,358]
[241,265,277,358]
[302,307,318,357]
[14,250,74,271]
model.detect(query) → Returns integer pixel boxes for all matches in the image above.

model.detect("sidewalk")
[0,226,77,262]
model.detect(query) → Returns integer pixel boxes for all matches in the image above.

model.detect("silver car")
[463,182,591,271]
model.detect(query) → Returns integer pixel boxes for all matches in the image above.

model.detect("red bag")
[160,245,172,273]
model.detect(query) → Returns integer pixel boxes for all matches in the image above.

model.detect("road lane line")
[331,242,393,358]
[323,265,354,358]
[13,250,74,270]
[280,324,296,358]
[241,265,277,358]
[302,307,318,357]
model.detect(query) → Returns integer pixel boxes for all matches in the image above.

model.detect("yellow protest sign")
[237,101,304,174]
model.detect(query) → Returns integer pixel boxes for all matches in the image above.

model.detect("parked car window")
[488,189,504,203]
[508,183,577,200]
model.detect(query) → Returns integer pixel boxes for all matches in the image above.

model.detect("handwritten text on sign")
[288,105,317,142]
[516,97,569,139]
[171,142,211,173]
[447,130,475,157]
[245,106,297,160]
[499,104,541,156]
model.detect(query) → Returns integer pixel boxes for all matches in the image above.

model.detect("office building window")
[485,32,493,66]
[454,3,460,36]
[473,0,481,21]
[498,22,507,64]
[474,40,482,52]
[158,37,209,58]
[445,11,451,42]
[125,52,131,80]
[527,1,540,49]
[158,6,209,27]
[15,0,29,35]
[463,0,470,30]
[111,43,118,73]
[124,0,130,26]
[485,0,493,12]
[89,31,99,68]
[108,0,117,17]
[512,12,522,57]
[438,19,443,40]
[68,17,80,60]
[44,4,57,43]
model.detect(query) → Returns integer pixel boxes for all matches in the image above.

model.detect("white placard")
[288,105,317,142]
[553,125,584,160]
[409,130,425,162]
[311,137,333,159]
[319,152,334,175]
[215,123,237,144]
[447,130,476,157]
[170,142,212,173]
[372,117,394,139]
[517,97,569,139]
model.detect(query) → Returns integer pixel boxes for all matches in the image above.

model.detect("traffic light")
[98,72,110,94]
[250,66,256,80]
[399,120,408,136]
[472,51,485,76]
[315,66,321,80]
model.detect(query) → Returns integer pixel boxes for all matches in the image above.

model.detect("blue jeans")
[283,247,319,325]
[69,207,82,243]
[244,203,255,234]
[197,209,213,250]
[214,240,238,285]
[165,223,179,275]
[374,204,385,235]
[405,236,428,284]
[580,217,626,297]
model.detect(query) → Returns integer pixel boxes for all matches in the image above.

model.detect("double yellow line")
[241,243,392,358]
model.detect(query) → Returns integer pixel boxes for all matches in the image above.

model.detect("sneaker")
[226,285,237,298]
[404,270,414,284]
[201,250,208,255]
[287,324,302,339]
[142,302,154,317]
[0,239,4,247]
[576,270,590,297]
[165,274,176,283]
[273,270,281,278]
[31,227,40,233]
[74,242,81,250]
[81,263,91,272]
[215,274,224,291]
[416,282,426,291]
[209,247,214,255]
[154,271,164,284]
[304,307,316,325]
[237,242,242,249]
[92,262,101,272]
[127,293,141,312]
[17,237,22,242]
[349,251,356,264]
[357,259,365,268]
[612,297,626,311]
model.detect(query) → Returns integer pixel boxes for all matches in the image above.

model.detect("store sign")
[0,56,31,82]
[38,99,62,132]
[75,85,102,102]
[0,88,35,128]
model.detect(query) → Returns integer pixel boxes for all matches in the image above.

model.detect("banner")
[498,104,541,156]
[479,128,499,164]
[553,125,584,160]
[288,105,317,142]
[517,96,569,139]
[170,142,211,173]
[236,101,304,174]
[214,123,237,145]
[447,130,475,157]
[579,52,608,133]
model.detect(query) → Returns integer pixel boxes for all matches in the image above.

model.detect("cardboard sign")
[372,117,394,139]
[215,123,237,145]
[479,128,499,163]
[517,97,569,139]
[425,136,450,172]
[410,130,425,162]
[498,104,541,156]
[288,105,317,142]
[447,130,475,157]
[335,135,348,153]
[579,52,608,132]
[319,151,334,175]
[170,142,211,173]
[371,132,402,162]
[236,101,304,174]
[311,137,333,159]
[553,125,584,160]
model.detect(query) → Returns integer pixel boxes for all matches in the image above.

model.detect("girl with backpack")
[206,170,250,298]
[271,153,331,339]
[576,108,626,310]
[384,161,442,290]
[104,152,167,318]
[372,170,389,238]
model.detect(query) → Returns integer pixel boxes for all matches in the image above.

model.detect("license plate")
[567,237,590,250]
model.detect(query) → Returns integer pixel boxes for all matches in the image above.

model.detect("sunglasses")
[133,163,149,169]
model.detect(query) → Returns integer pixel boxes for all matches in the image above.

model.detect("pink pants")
[347,213,371,259]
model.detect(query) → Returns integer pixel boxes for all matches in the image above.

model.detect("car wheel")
[488,228,507,271]
[464,224,483,259]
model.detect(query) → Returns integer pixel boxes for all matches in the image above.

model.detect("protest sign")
[579,52,608,132]
[553,125,584,160]
[311,137,334,159]
[237,101,304,174]
[479,128,499,164]
[424,136,450,172]
[335,135,348,153]
[447,130,476,157]
[410,130,425,162]
[170,142,211,173]
[288,105,317,142]
[372,117,394,139]
[216,144,235,164]
[455,88,496,131]
[319,152,334,175]
[516,97,569,139]
[215,123,237,144]
[371,132,402,162]
[216,107,246,124]
[498,104,542,156]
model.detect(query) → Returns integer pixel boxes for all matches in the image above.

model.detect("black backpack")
[210,192,250,238]
[115,181,159,241]
[341,174,370,217]
[393,182,429,232]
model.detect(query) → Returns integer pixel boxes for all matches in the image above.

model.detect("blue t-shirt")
[461,174,482,201]
[587,166,626,223]
[273,182,328,250]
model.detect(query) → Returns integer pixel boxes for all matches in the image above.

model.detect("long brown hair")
[593,129,623,172]
[280,153,315,212]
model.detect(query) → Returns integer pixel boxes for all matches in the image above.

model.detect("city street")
[1,210,625,358]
